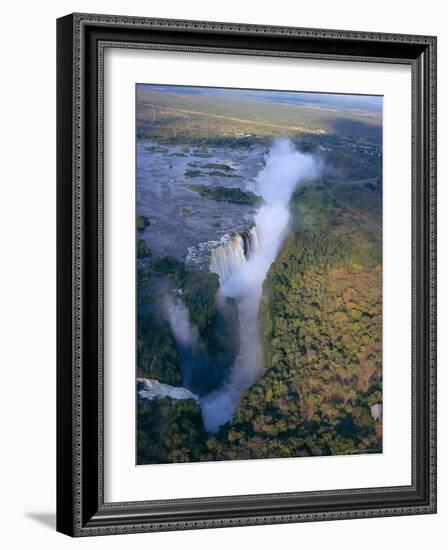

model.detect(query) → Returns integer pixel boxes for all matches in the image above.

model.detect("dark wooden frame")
[57,13,437,537]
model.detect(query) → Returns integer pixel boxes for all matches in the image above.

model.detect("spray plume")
[201,138,321,431]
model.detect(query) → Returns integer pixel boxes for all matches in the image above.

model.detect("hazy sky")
[137,84,383,114]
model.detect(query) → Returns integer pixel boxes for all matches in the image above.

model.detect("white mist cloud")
[222,138,320,300]
[164,293,200,350]
[201,138,321,432]
[256,138,320,204]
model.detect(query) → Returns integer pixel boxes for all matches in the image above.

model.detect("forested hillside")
[137,180,383,463]
[206,182,382,459]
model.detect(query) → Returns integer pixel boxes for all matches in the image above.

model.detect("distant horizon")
[137,83,383,115]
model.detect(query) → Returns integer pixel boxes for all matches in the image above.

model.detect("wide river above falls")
[136,141,265,270]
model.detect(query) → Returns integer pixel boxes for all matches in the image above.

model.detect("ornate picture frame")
[57,13,437,536]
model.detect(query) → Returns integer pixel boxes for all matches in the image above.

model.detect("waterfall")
[242,226,259,258]
[209,227,259,284]
[201,138,321,432]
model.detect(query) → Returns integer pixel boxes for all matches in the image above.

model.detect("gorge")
[153,139,321,432]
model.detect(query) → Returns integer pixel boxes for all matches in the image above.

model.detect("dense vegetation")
[137,253,238,394]
[185,169,242,179]
[151,256,186,283]
[295,134,382,180]
[137,398,206,464]
[207,184,382,459]
[136,253,239,463]
[185,184,260,205]
[137,238,151,258]
[188,162,235,171]
[137,215,150,231]
[137,181,382,463]
[137,316,182,386]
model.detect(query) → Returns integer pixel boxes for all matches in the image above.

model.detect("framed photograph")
[57,13,437,536]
